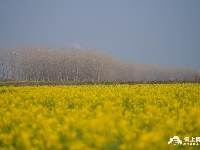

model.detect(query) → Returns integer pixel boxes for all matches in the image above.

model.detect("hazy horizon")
[0,0,200,70]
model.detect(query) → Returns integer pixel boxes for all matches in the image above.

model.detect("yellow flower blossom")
[0,84,199,149]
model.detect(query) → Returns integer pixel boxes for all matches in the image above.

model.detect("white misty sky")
[0,0,200,70]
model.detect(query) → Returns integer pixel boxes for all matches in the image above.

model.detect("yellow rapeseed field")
[0,84,200,150]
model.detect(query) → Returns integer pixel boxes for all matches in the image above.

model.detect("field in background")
[0,84,200,149]
[0,79,199,87]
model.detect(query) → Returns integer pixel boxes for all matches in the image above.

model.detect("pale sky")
[0,0,200,70]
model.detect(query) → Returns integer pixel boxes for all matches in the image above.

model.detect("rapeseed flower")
[0,84,199,149]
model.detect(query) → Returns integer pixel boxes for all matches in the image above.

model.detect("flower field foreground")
[0,84,200,150]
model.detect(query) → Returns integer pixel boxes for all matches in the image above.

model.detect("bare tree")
[0,48,6,80]
[1,45,199,82]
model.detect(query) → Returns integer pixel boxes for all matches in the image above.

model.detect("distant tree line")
[0,46,199,82]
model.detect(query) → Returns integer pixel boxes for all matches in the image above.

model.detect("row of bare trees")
[0,46,199,82]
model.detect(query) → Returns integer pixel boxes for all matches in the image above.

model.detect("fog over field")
[0,46,199,82]
[1,1,200,72]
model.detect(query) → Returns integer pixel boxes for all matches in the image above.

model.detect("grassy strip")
[0,79,199,87]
